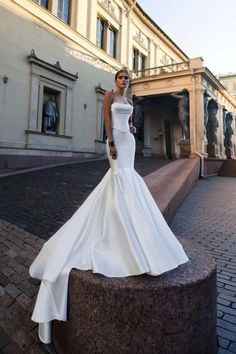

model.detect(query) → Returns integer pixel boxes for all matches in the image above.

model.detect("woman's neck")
[114,88,125,97]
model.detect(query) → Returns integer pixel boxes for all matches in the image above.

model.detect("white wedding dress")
[29,102,189,343]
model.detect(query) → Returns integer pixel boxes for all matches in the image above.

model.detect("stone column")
[203,90,211,141]
[206,98,219,158]
[233,115,236,158]
[71,0,88,36]
[28,74,40,131]
[143,112,152,156]
[187,88,196,156]
[224,112,234,159]
[195,88,205,154]
[217,105,224,158]
[50,0,58,17]
[149,39,155,68]
[87,0,97,43]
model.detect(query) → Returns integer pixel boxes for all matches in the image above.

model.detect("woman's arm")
[103,91,114,143]
[103,91,117,159]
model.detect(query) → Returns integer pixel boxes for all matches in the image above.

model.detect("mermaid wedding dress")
[30,102,189,343]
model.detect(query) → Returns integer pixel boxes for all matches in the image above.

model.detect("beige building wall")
[1,0,235,166]
[131,57,236,159]
[218,73,236,100]
[0,0,187,161]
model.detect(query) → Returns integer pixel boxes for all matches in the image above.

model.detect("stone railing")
[131,61,190,79]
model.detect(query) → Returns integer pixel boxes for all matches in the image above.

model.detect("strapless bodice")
[111,102,133,132]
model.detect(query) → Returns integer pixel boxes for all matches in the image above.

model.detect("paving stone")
[217,325,236,341]
[0,162,236,351]
[217,319,236,333]
[2,267,15,278]
[18,279,38,297]
[1,341,25,354]
[14,255,26,265]
[218,298,232,307]
[0,328,11,349]
[218,336,230,349]
[4,283,21,298]
[10,271,29,285]
[223,315,236,325]
[218,348,236,354]
[229,342,236,353]
[16,293,33,310]
[0,273,10,287]
[170,176,236,351]
[0,292,13,307]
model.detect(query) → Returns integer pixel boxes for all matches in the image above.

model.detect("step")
[144,158,200,222]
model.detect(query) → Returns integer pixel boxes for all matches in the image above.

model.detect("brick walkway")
[170,176,236,354]
[0,157,169,353]
[0,158,235,353]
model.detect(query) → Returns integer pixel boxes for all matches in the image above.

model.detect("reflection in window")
[33,0,48,8]
[108,26,116,58]
[57,0,70,24]
[133,48,139,71]
[96,17,105,49]
[140,53,146,71]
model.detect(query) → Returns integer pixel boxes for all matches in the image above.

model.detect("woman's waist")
[112,126,130,133]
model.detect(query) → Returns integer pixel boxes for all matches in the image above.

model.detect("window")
[133,48,139,71]
[33,0,48,8]
[96,17,118,58]
[27,51,78,147]
[140,53,146,71]
[57,0,71,24]
[96,17,105,49]
[108,26,117,58]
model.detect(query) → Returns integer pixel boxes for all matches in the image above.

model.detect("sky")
[137,0,236,75]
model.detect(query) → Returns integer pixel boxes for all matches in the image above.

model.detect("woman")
[30,69,189,344]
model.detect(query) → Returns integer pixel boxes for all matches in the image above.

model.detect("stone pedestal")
[207,145,217,158]
[225,148,232,159]
[179,139,190,158]
[53,238,217,354]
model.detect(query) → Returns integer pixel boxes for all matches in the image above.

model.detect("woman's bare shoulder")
[104,90,114,103]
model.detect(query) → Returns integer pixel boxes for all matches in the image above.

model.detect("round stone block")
[53,238,217,354]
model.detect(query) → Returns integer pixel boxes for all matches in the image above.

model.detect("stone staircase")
[144,158,200,223]
[218,160,236,177]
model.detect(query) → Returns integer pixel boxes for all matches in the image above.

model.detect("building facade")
[218,73,236,100]
[0,0,236,170]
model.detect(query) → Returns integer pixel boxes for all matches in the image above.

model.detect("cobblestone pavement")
[170,176,236,354]
[0,157,170,353]
[0,157,235,353]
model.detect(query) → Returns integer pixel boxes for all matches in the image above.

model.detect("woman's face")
[115,71,129,89]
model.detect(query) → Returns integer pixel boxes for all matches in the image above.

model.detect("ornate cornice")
[27,50,79,81]
[133,30,148,50]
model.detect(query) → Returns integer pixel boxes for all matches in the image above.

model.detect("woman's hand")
[129,125,137,134]
[110,145,117,160]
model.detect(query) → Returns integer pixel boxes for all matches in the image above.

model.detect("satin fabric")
[30,102,189,341]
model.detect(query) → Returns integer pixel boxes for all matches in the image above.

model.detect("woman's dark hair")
[115,69,130,80]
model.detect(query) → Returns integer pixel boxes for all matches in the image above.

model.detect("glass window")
[96,17,105,49]
[33,0,48,8]
[57,0,70,24]
[140,54,146,71]
[133,48,139,71]
[108,27,116,58]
